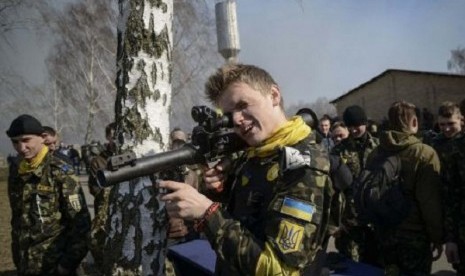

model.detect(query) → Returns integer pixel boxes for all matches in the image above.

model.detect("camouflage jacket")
[8,152,91,275]
[331,132,379,179]
[441,133,465,243]
[203,134,332,275]
[431,133,456,163]
[331,132,379,227]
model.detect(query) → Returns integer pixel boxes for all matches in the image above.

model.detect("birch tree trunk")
[103,0,172,275]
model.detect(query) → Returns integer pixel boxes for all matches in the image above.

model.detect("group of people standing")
[4,63,465,276]
[313,99,465,276]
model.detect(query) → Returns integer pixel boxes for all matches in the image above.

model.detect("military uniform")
[203,133,332,275]
[442,133,465,275]
[87,146,114,271]
[8,152,91,275]
[430,133,455,163]
[331,132,379,264]
[374,130,443,275]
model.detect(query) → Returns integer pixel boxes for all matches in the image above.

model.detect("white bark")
[104,1,173,275]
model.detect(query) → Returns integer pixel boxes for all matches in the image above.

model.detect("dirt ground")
[0,171,16,275]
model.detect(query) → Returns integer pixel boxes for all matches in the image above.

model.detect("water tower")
[215,0,240,64]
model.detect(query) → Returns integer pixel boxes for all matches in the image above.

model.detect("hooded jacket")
[372,130,443,244]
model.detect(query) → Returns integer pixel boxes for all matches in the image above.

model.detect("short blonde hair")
[438,101,463,119]
[205,64,281,107]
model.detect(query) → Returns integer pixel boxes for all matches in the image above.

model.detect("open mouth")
[242,124,254,136]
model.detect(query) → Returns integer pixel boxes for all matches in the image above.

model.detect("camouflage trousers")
[165,257,177,276]
[334,225,380,266]
[379,230,432,276]
[453,239,465,276]
[89,188,111,272]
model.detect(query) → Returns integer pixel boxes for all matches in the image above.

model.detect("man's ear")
[270,85,281,107]
[411,116,418,129]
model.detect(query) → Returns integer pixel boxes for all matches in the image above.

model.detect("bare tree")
[34,80,67,132]
[35,0,219,143]
[448,47,465,75]
[170,0,222,131]
[287,97,337,119]
[37,0,117,144]
[0,0,32,42]
[102,0,172,274]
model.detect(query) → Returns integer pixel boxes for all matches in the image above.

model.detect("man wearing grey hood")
[371,100,443,276]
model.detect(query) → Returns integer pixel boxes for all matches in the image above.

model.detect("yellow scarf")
[246,116,311,158]
[18,146,49,175]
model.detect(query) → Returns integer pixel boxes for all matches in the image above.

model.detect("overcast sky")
[2,0,464,106]
[234,0,465,106]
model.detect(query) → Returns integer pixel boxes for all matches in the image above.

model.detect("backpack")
[353,151,411,227]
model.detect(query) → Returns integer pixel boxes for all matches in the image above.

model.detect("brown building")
[331,69,465,124]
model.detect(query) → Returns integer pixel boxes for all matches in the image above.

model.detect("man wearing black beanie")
[6,114,91,275]
[331,105,380,266]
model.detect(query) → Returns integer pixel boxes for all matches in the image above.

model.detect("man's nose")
[231,111,243,125]
[19,143,27,152]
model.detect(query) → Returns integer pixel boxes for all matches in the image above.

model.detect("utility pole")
[215,0,240,64]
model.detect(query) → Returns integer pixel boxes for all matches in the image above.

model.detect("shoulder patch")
[69,194,82,211]
[281,146,311,172]
[280,197,315,222]
[37,184,53,192]
[276,219,304,254]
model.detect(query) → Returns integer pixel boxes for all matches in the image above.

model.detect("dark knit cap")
[343,105,368,127]
[6,114,44,138]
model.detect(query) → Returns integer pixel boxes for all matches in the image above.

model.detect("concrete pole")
[215,0,240,64]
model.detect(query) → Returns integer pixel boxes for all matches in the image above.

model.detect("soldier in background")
[43,126,59,152]
[318,115,335,152]
[374,101,443,275]
[331,105,380,266]
[6,114,91,275]
[81,140,104,174]
[331,121,349,146]
[43,126,73,165]
[431,101,464,161]
[163,128,200,276]
[442,129,465,275]
[87,122,117,272]
[68,145,81,175]
[436,101,465,275]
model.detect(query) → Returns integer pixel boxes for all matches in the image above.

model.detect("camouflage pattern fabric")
[7,152,91,275]
[331,132,379,180]
[203,134,332,275]
[373,130,442,276]
[331,132,379,264]
[442,133,465,275]
[453,240,465,275]
[431,133,455,163]
[89,187,111,271]
[165,257,177,276]
[379,229,432,276]
[87,152,112,272]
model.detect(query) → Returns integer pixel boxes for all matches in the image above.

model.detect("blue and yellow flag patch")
[280,197,314,222]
